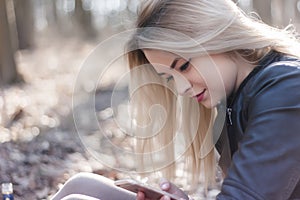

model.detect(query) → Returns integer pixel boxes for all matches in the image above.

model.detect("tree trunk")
[5,0,18,52]
[13,0,34,49]
[252,0,272,25]
[74,0,96,39]
[0,0,18,85]
[283,0,300,26]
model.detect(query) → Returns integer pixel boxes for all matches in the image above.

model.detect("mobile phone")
[114,179,182,200]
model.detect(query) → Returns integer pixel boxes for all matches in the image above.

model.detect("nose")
[173,74,192,96]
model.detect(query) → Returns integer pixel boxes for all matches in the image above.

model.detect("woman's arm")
[218,64,300,199]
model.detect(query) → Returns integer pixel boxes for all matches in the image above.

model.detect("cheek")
[201,69,230,102]
[189,67,210,84]
[191,62,234,94]
[194,67,224,89]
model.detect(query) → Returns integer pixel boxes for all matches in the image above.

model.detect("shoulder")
[246,56,300,93]
[242,56,300,115]
[241,56,300,113]
[261,58,300,77]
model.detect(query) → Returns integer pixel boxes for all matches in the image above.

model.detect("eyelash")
[166,76,173,82]
[158,58,191,82]
[158,73,173,82]
[179,59,191,72]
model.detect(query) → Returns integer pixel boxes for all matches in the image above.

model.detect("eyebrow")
[170,57,180,69]
[157,73,166,77]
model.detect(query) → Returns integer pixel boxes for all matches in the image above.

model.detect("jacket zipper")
[225,50,280,127]
[226,65,262,126]
[227,108,233,126]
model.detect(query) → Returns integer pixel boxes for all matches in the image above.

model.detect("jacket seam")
[282,163,300,199]
[222,179,265,200]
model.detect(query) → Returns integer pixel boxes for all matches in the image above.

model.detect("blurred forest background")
[0,0,300,199]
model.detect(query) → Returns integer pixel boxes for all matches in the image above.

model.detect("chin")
[200,99,219,109]
[200,101,213,109]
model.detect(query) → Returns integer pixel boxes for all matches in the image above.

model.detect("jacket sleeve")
[217,65,300,200]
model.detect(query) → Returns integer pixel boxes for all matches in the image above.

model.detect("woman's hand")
[136,178,189,200]
[159,178,189,200]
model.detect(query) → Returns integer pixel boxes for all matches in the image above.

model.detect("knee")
[67,172,112,185]
[63,172,98,188]
[61,194,101,200]
[62,172,114,192]
[51,173,101,200]
[67,172,95,182]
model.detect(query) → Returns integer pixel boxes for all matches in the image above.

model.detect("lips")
[194,89,206,102]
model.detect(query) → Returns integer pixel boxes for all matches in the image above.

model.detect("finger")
[159,178,171,191]
[136,191,145,200]
[160,196,171,200]
[159,179,189,199]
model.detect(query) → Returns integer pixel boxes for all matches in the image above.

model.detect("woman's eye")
[157,73,173,82]
[179,59,191,72]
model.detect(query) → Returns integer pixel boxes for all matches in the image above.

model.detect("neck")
[233,56,256,92]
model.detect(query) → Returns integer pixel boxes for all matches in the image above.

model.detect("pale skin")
[143,49,255,108]
[136,49,255,200]
[136,179,189,200]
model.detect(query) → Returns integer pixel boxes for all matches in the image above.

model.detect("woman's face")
[143,49,239,108]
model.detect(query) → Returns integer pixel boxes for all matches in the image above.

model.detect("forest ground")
[0,32,220,200]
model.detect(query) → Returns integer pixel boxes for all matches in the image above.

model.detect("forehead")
[143,49,178,64]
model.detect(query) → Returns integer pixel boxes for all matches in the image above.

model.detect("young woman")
[51,0,300,199]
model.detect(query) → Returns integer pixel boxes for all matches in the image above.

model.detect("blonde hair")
[126,0,300,190]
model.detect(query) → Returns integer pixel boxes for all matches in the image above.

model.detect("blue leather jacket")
[216,51,300,200]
